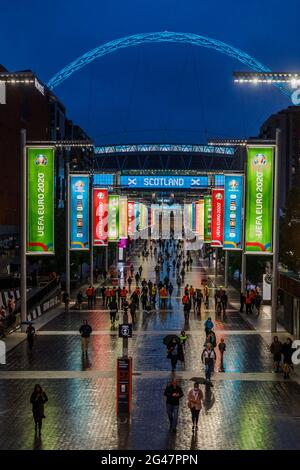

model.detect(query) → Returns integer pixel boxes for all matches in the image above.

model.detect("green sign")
[204,195,212,243]
[108,195,119,241]
[27,147,54,254]
[245,146,274,254]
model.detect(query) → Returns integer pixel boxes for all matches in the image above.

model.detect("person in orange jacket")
[160,286,168,309]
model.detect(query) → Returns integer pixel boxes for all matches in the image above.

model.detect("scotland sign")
[120,175,208,189]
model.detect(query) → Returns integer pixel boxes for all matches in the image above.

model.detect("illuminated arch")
[47,31,290,99]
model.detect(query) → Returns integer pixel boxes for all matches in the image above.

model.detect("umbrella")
[190,376,208,385]
[163,334,179,346]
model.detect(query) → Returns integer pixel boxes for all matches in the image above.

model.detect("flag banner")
[151,204,160,239]
[128,201,135,237]
[198,199,204,241]
[141,204,148,239]
[173,207,183,240]
[69,175,90,250]
[119,196,128,239]
[204,195,212,243]
[108,195,119,241]
[93,188,108,246]
[184,204,194,240]
[245,146,274,254]
[161,207,170,239]
[224,175,243,251]
[211,188,224,247]
[134,202,140,240]
[27,147,55,254]
[191,202,196,232]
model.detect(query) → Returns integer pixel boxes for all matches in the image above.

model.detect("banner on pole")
[27,147,55,254]
[151,204,160,239]
[173,206,183,240]
[198,199,204,241]
[204,195,212,243]
[69,175,90,250]
[119,196,128,239]
[211,188,224,247]
[224,175,243,251]
[108,195,119,241]
[128,201,135,237]
[161,207,170,239]
[245,146,274,254]
[93,188,108,246]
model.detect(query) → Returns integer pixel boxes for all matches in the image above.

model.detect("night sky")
[1,0,299,144]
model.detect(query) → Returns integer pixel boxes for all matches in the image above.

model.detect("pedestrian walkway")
[0,241,300,450]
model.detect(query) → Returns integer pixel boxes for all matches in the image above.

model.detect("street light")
[233,71,300,84]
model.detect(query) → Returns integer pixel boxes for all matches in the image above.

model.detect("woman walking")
[30,384,48,436]
[187,382,203,432]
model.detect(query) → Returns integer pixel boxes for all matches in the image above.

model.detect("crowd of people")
[270,336,296,379]
[240,287,262,315]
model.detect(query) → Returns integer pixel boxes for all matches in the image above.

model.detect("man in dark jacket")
[79,320,92,356]
[164,378,183,432]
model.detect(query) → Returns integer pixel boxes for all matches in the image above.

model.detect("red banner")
[211,188,224,247]
[93,188,108,246]
[128,201,135,237]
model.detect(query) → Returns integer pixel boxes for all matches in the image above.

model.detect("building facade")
[0,65,92,233]
[259,106,300,210]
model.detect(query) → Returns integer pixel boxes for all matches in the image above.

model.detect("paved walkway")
[1,241,300,450]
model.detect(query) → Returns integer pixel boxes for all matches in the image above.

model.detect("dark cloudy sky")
[1,0,299,143]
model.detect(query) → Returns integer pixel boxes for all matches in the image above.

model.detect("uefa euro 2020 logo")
[35,154,48,166]
[75,180,85,191]
[253,153,267,166]
[229,179,238,190]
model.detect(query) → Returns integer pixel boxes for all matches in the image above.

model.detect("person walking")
[76,291,83,310]
[26,322,36,352]
[164,378,184,433]
[187,382,203,432]
[167,337,180,372]
[179,330,188,351]
[30,384,48,436]
[135,272,140,286]
[201,343,216,385]
[270,336,282,373]
[160,286,168,309]
[218,338,226,372]
[86,285,94,309]
[109,298,118,328]
[239,292,245,313]
[129,300,137,324]
[245,292,252,315]
[79,320,93,356]
[204,317,214,336]
[221,290,228,319]
[282,337,295,379]
[62,291,70,311]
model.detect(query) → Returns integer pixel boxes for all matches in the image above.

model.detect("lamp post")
[20,129,27,331]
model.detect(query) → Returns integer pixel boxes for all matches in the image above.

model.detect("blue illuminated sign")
[70,175,89,250]
[120,175,208,189]
[224,174,243,251]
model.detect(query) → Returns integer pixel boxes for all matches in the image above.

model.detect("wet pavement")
[1,241,300,450]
